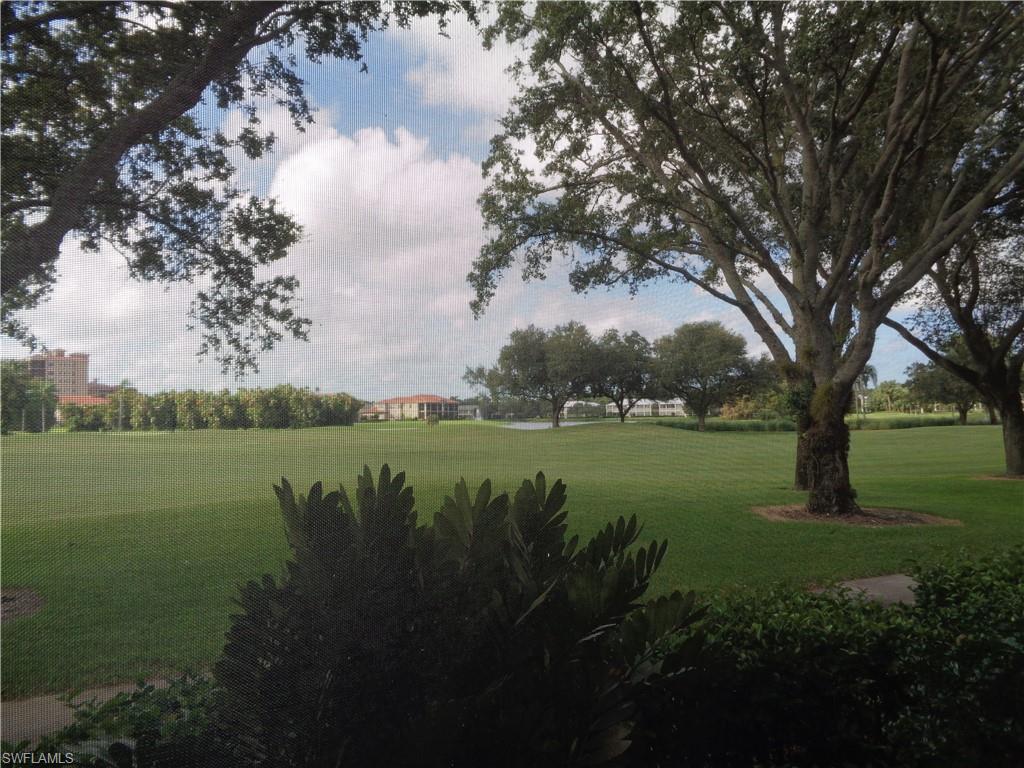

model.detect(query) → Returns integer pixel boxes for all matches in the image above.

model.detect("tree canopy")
[590,329,654,422]
[1,0,463,374]
[905,359,979,425]
[467,322,596,427]
[652,321,757,431]
[471,1,1024,514]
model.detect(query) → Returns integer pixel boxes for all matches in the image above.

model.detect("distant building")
[606,398,688,418]
[458,403,485,420]
[560,400,603,418]
[25,349,89,396]
[87,380,118,397]
[361,394,459,421]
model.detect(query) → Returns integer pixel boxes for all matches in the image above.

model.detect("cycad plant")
[213,465,702,767]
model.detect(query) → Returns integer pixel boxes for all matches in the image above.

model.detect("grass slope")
[2,421,1020,697]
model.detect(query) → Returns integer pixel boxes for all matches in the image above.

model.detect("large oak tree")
[470,1,1024,515]
[2,0,462,374]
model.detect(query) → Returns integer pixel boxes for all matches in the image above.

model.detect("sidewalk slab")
[2,681,165,745]
[838,574,918,605]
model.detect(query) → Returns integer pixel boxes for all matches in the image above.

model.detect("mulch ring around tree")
[1,587,45,622]
[752,505,962,527]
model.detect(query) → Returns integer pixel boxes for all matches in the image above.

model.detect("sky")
[0,14,926,400]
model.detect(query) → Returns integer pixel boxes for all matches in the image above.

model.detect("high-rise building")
[25,349,89,397]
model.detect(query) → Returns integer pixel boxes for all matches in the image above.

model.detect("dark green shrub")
[655,418,796,432]
[654,547,1024,767]
[213,465,702,767]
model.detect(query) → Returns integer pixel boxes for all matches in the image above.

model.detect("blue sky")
[0,15,926,399]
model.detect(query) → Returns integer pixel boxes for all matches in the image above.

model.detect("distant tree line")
[867,359,998,426]
[60,386,362,433]
[467,321,771,430]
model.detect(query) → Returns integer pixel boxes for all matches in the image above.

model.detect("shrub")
[63,404,107,432]
[655,547,1024,767]
[23,675,224,767]
[212,466,702,767]
[654,418,796,432]
[720,395,783,421]
[849,415,960,430]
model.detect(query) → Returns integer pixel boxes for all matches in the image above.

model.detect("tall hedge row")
[61,386,361,432]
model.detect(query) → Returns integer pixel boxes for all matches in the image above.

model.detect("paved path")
[2,681,166,745]
[836,573,918,605]
[502,421,602,430]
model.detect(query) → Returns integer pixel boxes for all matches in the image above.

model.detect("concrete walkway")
[502,421,602,430]
[2,681,165,745]
[836,573,918,605]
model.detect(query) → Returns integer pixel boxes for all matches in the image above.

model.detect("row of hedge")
[62,386,362,432]
[12,466,1020,767]
[654,414,995,433]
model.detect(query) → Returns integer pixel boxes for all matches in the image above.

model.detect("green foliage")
[472,322,598,425]
[63,404,107,432]
[33,675,222,768]
[847,415,976,430]
[658,547,1024,767]
[2,1,466,372]
[653,322,762,429]
[868,380,913,413]
[34,526,1023,767]
[906,360,980,420]
[214,466,702,766]
[59,387,361,432]
[0,359,55,432]
[655,418,797,433]
[720,392,785,421]
[591,329,654,420]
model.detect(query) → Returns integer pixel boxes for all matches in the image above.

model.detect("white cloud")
[395,14,522,142]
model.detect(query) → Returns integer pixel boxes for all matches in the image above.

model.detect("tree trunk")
[551,402,561,428]
[804,387,860,516]
[696,410,706,431]
[793,410,812,491]
[617,401,627,422]
[957,406,969,425]
[987,403,999,425]
[999,392,1024,477]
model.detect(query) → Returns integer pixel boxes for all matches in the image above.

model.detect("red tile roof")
[58,395,110,406]
[378,394,457,405]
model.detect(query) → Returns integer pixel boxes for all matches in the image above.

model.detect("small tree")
[590,330,654,422]
[653,322,754,431]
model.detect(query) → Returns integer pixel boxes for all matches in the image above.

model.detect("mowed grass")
[1,421,1021,697]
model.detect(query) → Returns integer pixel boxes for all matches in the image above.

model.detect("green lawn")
[2,421,1021,697]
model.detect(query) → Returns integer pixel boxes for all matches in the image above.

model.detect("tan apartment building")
[26,349,89,397]
[360,394,459,421]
